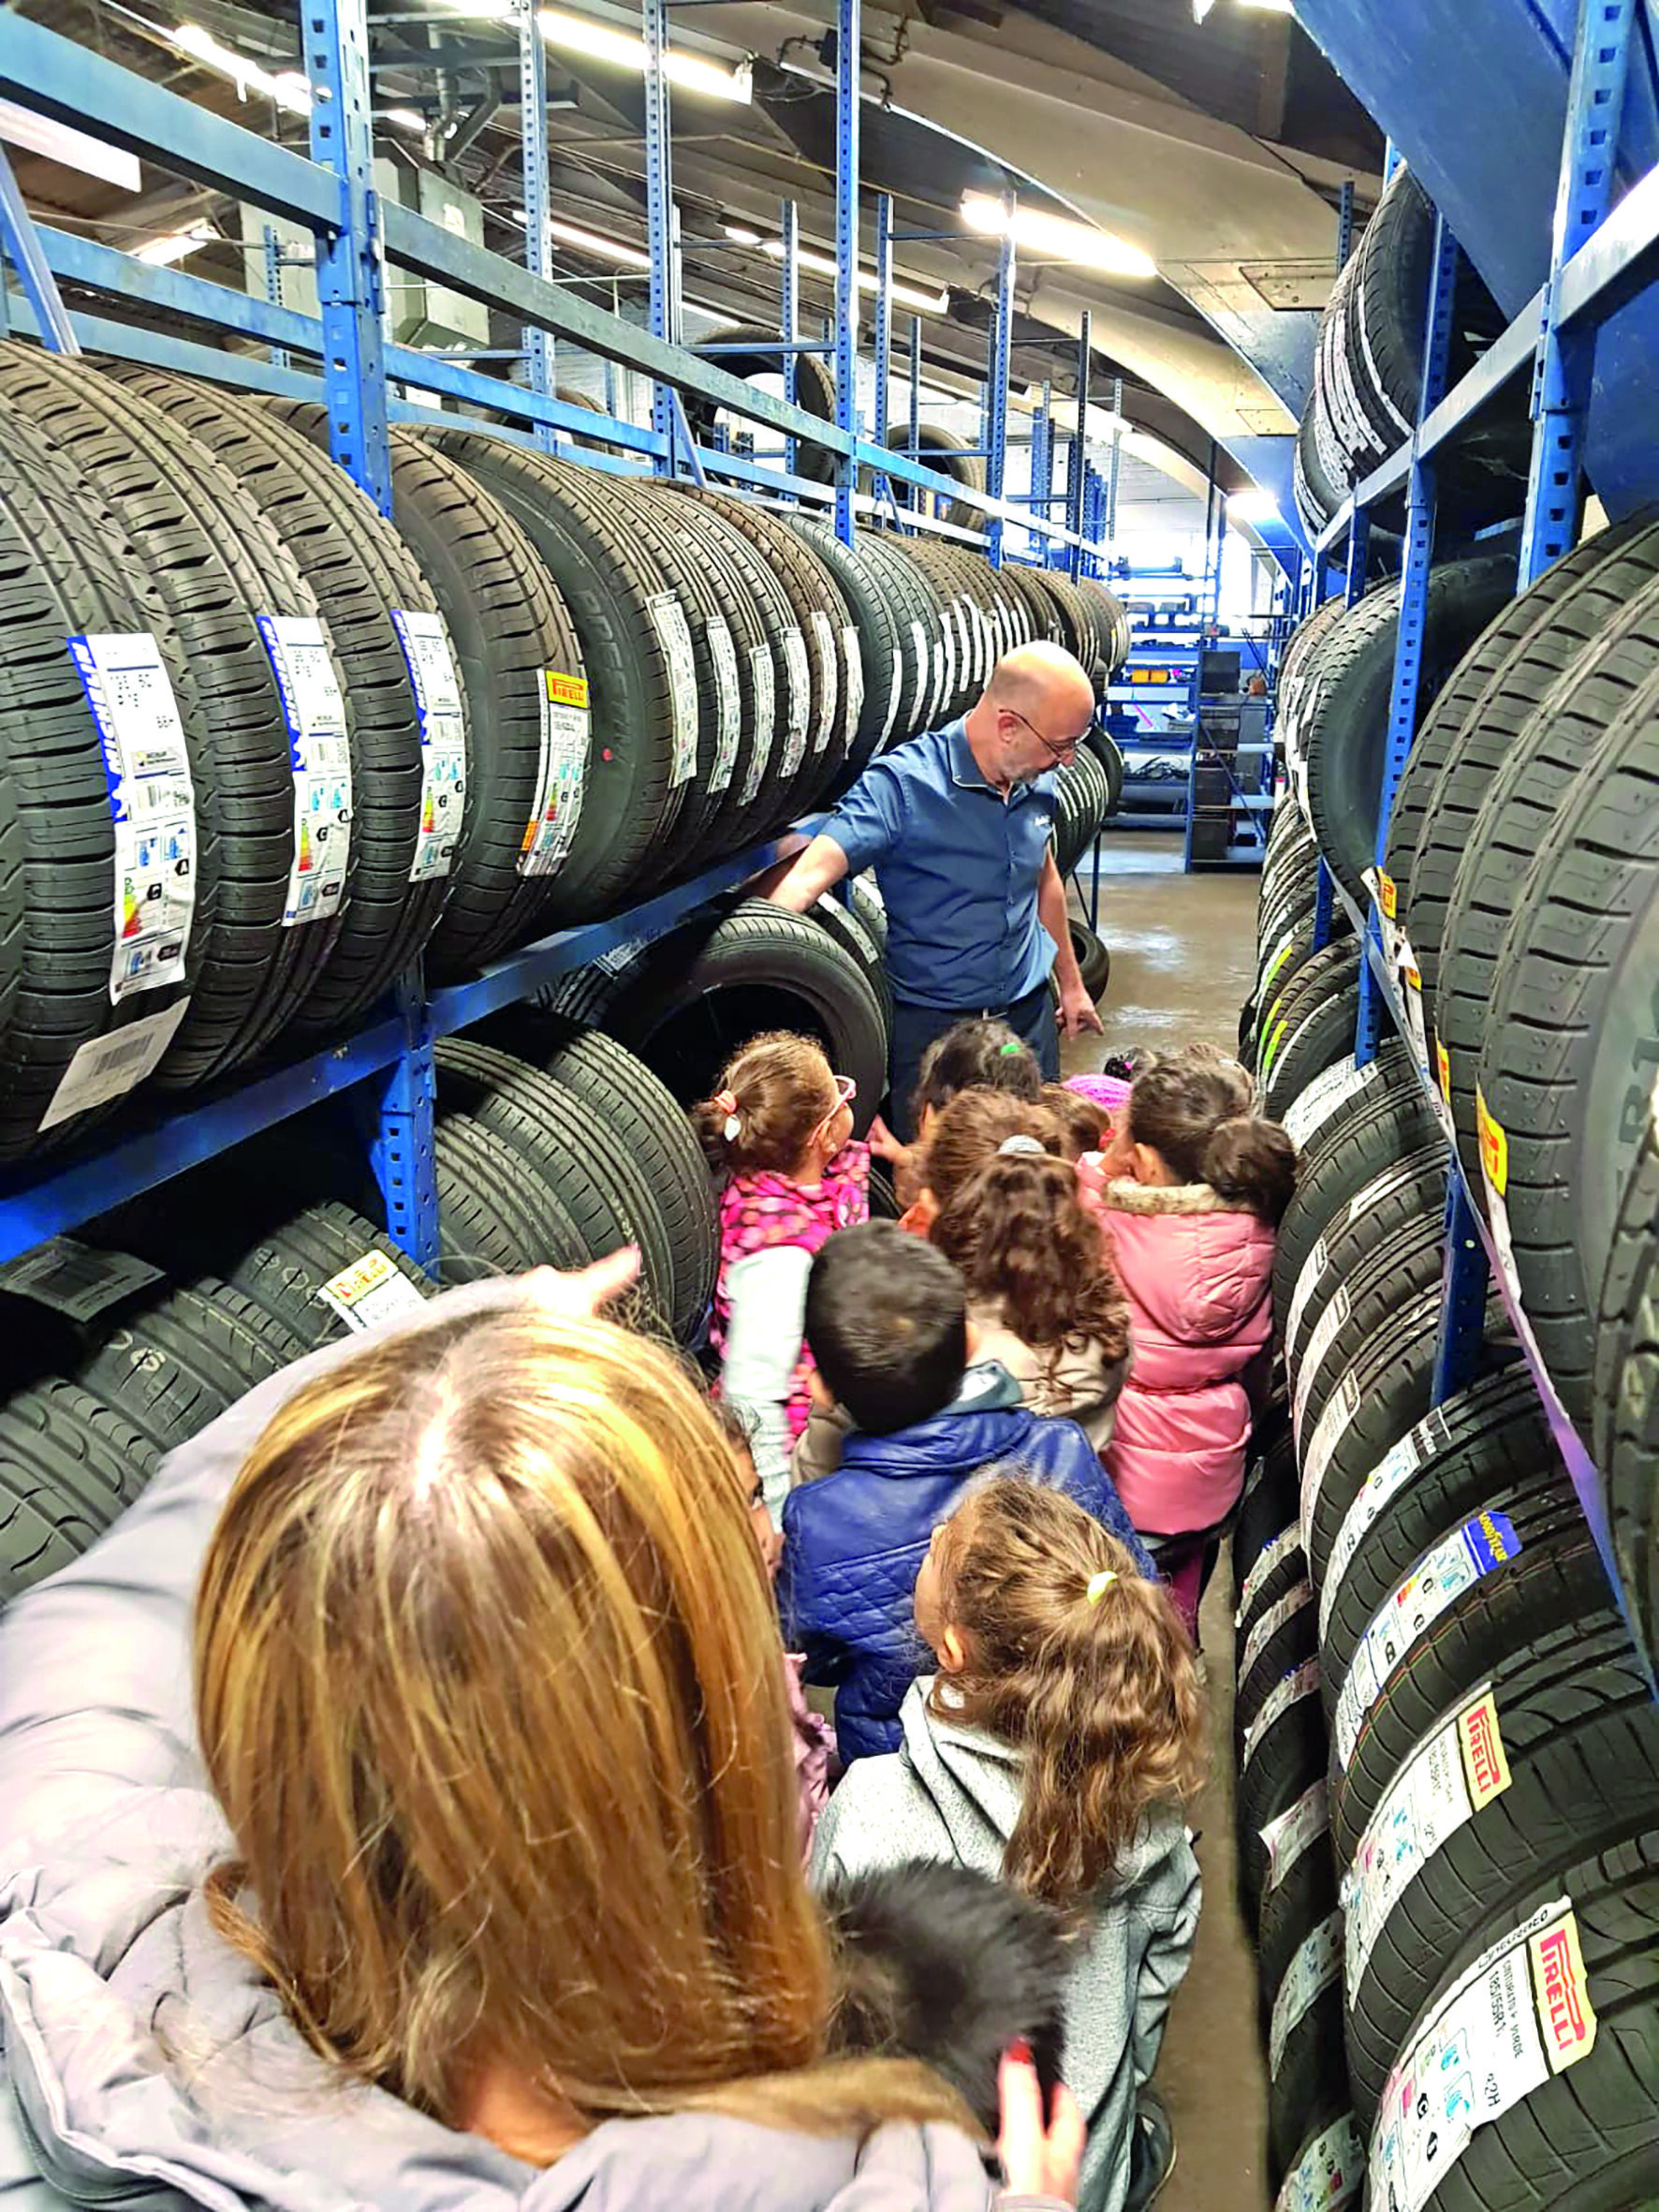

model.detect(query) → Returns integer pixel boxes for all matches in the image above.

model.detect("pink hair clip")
[715,1088,741,1141]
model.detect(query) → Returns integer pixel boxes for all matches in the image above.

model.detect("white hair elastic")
[997,1133,1045,1157]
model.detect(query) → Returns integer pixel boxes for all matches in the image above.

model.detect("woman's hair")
[693,1030,836,1175]
[911,1018,1042,1130]
[1128,1046,1299,1226]
[194,1305,968,2146]
[1040,1084,1105,1160]
[929,1479,1204,1911]
[918,1090,1061,1214]
[931,1150,1132,1372]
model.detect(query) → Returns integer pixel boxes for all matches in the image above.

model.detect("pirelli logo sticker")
[1436,1038,1452,1106]
[1529,1911,1596,2072]
[1455,1689,1511,1810]
[545,671,590,710]
[1475,1084,1508,1199]
[1375,867,1397,922]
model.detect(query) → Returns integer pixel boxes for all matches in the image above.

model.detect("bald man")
[767,641,1105,1138]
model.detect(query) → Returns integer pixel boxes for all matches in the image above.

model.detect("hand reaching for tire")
[522,1246,641,1320]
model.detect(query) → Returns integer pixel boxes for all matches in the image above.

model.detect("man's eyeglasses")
[1005,705,1090,765]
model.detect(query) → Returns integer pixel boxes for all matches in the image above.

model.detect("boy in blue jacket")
[779,1220,1152,1764]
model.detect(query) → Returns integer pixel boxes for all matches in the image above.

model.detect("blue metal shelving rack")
[0,0,1121,1276]
[1302,0,1652,1669]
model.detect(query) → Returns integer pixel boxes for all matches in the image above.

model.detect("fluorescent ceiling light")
[379,107,427,131]
[758,237,947,315]
[547,216,653,269]
[172,24,312,113]
[1226,490,1281,522]
[536,9,752,102]
[0,104,139,192]
[723,223,763,246]
[1195,0,1293,15]
[133,221,216,266]
[960,192,1156,279]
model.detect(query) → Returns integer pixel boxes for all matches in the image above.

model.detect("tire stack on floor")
[0,341,1124,1170]
[1293,164,1526,550]
[1233,560,1659,2207]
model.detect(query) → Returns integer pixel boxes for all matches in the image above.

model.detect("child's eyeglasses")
[814,1072,857,1141]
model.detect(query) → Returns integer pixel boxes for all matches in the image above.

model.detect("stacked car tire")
[0,341,1123,1165]
[1239,634,1659,2200]
[1294,164,1527,549]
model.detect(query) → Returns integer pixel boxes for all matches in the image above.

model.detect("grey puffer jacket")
[810,1682,1200,2212]
[0,1278,1035,2212]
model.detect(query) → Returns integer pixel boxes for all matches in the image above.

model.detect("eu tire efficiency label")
[879,644,904,747]
[743,645,775,805]
[1285,1238,1329,1363]
[648,593,699,787]
[808,608,838,751]
[1261,1781,1329,1900]
[705,615,741,794]
[1294,1285,1351,1438]
[1237,1524,1300,1624]
[1284,1056,1374,1150]
[1270,1911,1342,2076]
[1319,1420,1435,1641]
[1343,1683,1510,2001]
[69,632,196,1002]
[520,671,590,877]
[1299,1367,1362,1541]
[1333,1510,1520,1772]
[1240,1579,1314,1687]
[1242,1656,1320,1772]
[1275,2112,1362,2212]
[257,616,352,928]
[318,1248,430,1332]
[389,609,466,882]
[841,625,865,742]
[1370,1900,1595,2212]
[780,627,812,776]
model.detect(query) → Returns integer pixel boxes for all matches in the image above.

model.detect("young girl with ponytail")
[696,1033,868,1521]
[811,1477,1204,2212]
[1079,1046,1297,1634]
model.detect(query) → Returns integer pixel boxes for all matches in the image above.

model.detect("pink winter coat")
[1093,1178,1277,1538]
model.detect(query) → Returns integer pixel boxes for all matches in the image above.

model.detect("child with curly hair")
[812,1477,1204,2212]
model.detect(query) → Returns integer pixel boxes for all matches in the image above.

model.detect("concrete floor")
[1067,834,1272,2212]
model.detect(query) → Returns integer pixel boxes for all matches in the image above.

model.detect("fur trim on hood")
[1090,1177,1256,1218]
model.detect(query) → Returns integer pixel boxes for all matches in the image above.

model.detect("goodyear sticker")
[1475,1083,1508,1199]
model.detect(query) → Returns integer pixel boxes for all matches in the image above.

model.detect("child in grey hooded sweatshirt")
[810,1478,1204,2212]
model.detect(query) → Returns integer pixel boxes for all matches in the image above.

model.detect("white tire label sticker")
[743,645,775,805]
[318,1247,430,1332]
[1370,1899,1594,2212]
[258,615,353,928]
[706,614,741,794]
[647,593,699,786]
[842,624,865,741]
[1261,1780,1329,1898]
[1333,1509,1520,1771]
[520,671,590,877]
[38,998,190,1131]
[780,627,812,775]
[389,609,466,882]
[808,608,838,751]
[1274,2112,1362,2212]
[69,631,196,1002]
[1270,1911,1342,2076]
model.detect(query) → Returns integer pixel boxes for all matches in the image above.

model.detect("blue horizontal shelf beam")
[0,13,338,229]
[4,292,319,397]
[429,819,824,1035]
[1555,155,1659,331]
[0,1016,408,1268]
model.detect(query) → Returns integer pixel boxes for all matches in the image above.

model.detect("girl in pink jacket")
[1080,1048,1298,1637]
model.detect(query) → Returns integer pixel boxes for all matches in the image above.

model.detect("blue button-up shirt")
[824,720,1057,1010]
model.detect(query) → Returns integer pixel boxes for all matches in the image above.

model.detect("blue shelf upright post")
[831,0,861,546]
[871,191,894,517]
[643,0,681,478]
[1066,310,1090,581]
[309,0,436,1268]
[1519,0,1637,582]
[984,202,1016,569]
[1030,379,1052,555]
[515,0,557,452]
[779,198,800,489]
[1104,374,1123,553]
[906,314,922,513]
[0,143,79,355]
[263,224,291,374]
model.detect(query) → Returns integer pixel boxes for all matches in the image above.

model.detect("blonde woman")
[0,1257,1081,2212]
